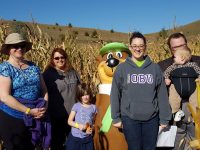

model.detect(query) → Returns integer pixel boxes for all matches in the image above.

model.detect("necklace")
[8,55,29,82]
[9,55,27,69]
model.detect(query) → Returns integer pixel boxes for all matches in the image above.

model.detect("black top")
[43,67,81,118]
[171,67,198,100]
[158,55,200,101]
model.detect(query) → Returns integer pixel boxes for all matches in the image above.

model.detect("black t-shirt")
[43,67,81,118]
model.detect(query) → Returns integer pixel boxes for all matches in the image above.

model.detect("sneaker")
[174,110,185,122]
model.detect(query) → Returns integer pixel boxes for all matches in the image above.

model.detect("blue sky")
[1,0,200,34]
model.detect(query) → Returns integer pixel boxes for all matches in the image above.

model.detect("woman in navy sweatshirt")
[110,32,172,150]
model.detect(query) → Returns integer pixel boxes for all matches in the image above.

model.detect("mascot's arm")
[113,121,123,128]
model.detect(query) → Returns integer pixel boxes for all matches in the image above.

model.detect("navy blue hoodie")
[110,56,172,125]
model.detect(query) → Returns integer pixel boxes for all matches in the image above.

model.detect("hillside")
[1,19,200,43]
[0,20,129,44]
[171,20,200,38]
[146,20,200,40]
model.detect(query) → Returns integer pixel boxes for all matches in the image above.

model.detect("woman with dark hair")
[110,32,172,150]
[43,48,81,150]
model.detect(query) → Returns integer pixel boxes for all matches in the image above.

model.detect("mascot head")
[98,42,131,84]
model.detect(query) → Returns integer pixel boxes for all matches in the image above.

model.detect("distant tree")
[84,32,89,36]
[159,28,168,39]
[91,30,98,38]
[110,29,114,33]
[55,23,59,26]
[68,23,72,28]
[13,19,16,21]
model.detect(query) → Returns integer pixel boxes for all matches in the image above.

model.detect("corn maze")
[0,22,200,96]
[0,21,200,150]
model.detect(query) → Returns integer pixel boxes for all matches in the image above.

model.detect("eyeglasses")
[54,56,66,60]
[10,44,26,49]
[171,44,187,50]
[130,45,145,49]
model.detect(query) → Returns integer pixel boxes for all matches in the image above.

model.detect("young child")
[164,47,200,121]
[65,83,97,150]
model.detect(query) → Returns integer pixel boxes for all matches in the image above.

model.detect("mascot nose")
[106,56,119,68]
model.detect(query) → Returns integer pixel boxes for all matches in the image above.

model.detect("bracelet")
[75,122,79,128]
[25,108,31,115]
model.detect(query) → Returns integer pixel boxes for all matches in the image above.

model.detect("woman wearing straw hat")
[0,33,48,150]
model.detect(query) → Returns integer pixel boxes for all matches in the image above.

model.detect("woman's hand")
[30,107,46,119]
[113,121,123,128]
[159,124,168,129]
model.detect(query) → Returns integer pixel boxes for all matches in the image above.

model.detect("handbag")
[156,125,177,147]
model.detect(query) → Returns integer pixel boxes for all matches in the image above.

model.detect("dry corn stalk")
[0,22,200,96]
[188,81,200,149]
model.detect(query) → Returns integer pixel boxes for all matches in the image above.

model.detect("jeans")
[122,115,159,150]
[65,133,94,150]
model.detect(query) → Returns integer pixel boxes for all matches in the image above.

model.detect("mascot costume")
[94,42,131,150]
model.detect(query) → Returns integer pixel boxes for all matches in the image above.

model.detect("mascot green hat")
[100,42,132,56]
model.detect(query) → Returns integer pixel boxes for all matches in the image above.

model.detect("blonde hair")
[174,47,191,62]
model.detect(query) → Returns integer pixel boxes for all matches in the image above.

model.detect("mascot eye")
[116,52,122,58]
[107,52,113,59]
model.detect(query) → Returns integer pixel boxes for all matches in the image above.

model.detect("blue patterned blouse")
[0,61,41,119]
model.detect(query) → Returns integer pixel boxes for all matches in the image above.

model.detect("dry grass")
[0,22,200,96]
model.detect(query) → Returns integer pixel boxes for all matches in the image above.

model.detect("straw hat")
[0,33,32,55]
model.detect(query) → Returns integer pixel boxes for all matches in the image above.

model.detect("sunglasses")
[54,56,66,60]
[10,44,26,49]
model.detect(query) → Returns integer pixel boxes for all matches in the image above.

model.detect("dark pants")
[65,133,94,150]
[50,117,70,150]
[122,115,159,150]
[0,110,34,150]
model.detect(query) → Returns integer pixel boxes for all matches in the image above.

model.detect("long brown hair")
[45,48,73,72]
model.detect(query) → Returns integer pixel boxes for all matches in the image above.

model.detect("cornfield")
[0,22,200,96]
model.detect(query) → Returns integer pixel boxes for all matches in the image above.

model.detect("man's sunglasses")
[54,56,66,60]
